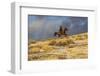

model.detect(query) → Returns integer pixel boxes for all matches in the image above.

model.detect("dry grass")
[49,38,74,46]
[28,33,88,61]
[67,45,88,59]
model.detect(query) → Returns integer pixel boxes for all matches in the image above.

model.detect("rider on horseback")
[54,26,68,37]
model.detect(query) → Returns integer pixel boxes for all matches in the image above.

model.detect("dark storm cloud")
[28,15,88,40]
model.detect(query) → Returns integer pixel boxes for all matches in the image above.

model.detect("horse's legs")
[58,34,60,37]
[54,32,57,36]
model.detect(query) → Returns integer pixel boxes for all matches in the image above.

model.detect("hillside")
[28,33,88,61]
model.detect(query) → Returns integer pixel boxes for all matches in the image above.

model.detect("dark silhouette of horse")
[54,26,68,37]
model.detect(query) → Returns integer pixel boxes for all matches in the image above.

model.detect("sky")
[28,15,88,40]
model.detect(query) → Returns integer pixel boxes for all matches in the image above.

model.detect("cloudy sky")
[28,15,88,40]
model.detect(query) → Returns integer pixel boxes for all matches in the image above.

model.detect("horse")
[54,26,68,37]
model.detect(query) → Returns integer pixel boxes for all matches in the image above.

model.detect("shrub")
[28,47,40,54]
[41,45,54,52]
[67,39,75,44]
[56,41,68,46]
[58,55,67,59]
[55,39,74,46]
[84,34,88,39]
[75,35,83,40]
[68,44,75,48]
[49,40,56,45]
